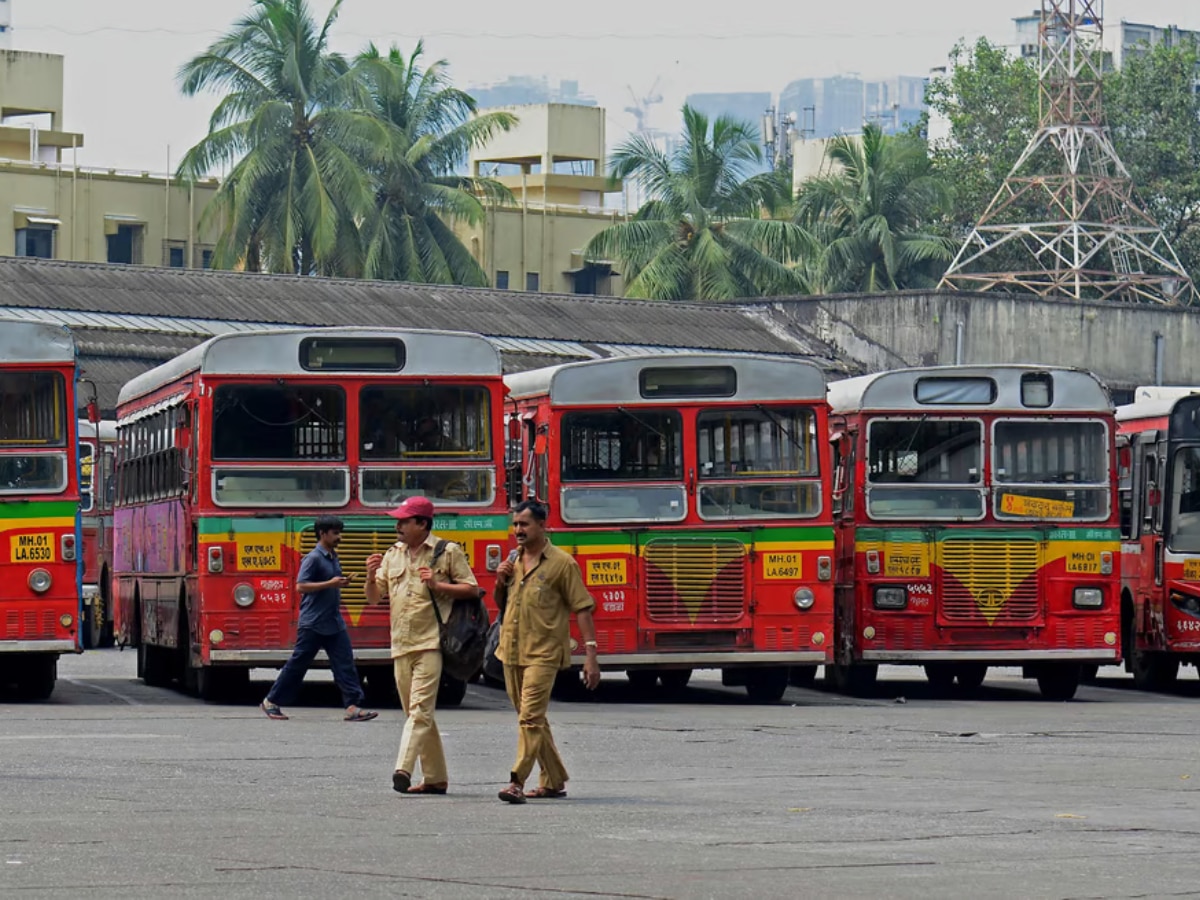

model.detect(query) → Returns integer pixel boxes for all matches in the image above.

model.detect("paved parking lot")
[2,650,1198,899]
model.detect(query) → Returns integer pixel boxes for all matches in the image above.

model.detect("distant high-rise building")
[469,76,597,110]
[779,76,865,139]
[864,76,928,134]
[1011,9,1199,71]
[683,91,774,171]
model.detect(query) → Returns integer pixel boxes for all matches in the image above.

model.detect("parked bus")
[504,353,834,702]
[827,365,1120,700]
[0,321,82,699]
[1116,386,1200,689]
[78,419,117,649]
[113,327,509,703]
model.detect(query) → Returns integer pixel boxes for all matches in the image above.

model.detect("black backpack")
[428,540,490,682]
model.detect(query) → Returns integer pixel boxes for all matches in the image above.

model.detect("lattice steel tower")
[938,0,1197,305]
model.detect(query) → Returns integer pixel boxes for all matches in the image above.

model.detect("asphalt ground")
[2,651,1199,900]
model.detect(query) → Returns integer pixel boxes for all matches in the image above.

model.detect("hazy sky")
[16,0,1200,172]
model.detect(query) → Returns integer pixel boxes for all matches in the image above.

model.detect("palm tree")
[793,123,954,293]
[177,0,387,275]
[585,105,807,301]
[353,43,516,285]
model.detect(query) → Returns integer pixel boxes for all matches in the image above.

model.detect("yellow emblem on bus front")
[1001,494,1075,519]
[763,552,801,580]
[586,558,627,586]
[237,541,281,571]
[11,532,56,563]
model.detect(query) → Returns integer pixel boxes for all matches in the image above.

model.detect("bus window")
[697,407,822,520]
[993,420,1110,521]
[0,372,67,446]
[360,385,491,460]
[79,441,96,511]
[866,418,983,520]
[212,384,345,460]
[0,453,68,494]
[1169,447,1200,552]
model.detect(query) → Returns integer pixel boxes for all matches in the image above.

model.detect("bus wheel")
[789,666,818,688]
[1079,664,1099,685]
[1129,643,1179,692]
[626,670,659,692]
[827,663,878,697]
[140,643,172,688]
[437,675,468,708]
[98,574,115,648]
[923,664,956,695]
[954,664,988,692]
[15,654,56,701]
[745,667,789,703]
[658,669,692,694]
[82,598,103,650]
[1036,664,1081,701]
[362,668,400,706]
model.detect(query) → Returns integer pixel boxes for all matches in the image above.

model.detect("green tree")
[585,105,805,301]
[353,43,515,285]
[177,0,385,275]
[794,123,954,293]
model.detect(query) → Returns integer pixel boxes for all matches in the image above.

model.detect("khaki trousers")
[393,649,447,783]
[504,663,568,790]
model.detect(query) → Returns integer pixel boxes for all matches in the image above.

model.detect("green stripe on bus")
[854,526,1121,542]
[0,500,77,519]
[197,513,512,534]
[555,525,834,547]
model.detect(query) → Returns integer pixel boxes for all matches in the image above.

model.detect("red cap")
[388,496,435,520]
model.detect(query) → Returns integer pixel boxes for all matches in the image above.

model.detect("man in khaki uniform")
[496,499,600,804]
[365,496,478,795]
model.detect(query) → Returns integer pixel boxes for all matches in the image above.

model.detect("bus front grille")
[298,528,396,609]
[643,538,747,624]
[938,538,1040,623]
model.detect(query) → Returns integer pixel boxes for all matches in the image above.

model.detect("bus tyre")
[827,663,878,697]
[658,669,692,694]
[1129,643,1179,692]
[15,655,56,701]
[140,644,172,688]
[744,667,789,703]
[1036,665,1081,701]
[1079,664,1099,685]
[626,670,659,692]
[789,666,818,688]
[436,675,468,708]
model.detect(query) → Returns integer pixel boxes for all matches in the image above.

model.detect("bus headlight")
[793,588,815,610]
[28,568,52,593]
[233,583,256,608]
[1073,588,1104,609]
[873,586,907,610]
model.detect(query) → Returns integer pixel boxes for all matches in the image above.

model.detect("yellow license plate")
[11,532,56,563]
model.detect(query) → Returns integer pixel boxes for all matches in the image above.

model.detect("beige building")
[0,50,219,267]
[462,103,625,295]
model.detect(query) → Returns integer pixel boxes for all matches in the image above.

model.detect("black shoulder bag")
[428,540,490,682]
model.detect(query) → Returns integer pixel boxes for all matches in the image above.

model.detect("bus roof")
[0,321,74,365]
[118,327,502,406]
[77,419,117,441]
[1115,386,1200,423]
[504,353,827,405]
[828,365,1111,414]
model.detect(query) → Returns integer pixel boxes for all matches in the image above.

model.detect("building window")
[15,226,54,259]
[107,223,144,265]
[526,272,540,292]
[201,249,214,269]
[167,246,185,268]
[495,270,509,290]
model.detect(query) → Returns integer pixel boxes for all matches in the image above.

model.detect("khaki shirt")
[497,541,595,670]
[375,534,477,658]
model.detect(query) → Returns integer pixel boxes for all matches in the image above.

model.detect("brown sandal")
[526,787,567,799]
[498,782,526,804]
[405,782,448,795]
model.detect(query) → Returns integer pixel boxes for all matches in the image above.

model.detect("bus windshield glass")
[360,386,492,461]
[1169,447,1200,552]
[0,372,67,446]
[697,407,822,520]
[0,452,68,494]
[866,418,984,520]
[993,420,1110,521]
[212,384,345,460]
[558,409,683,524]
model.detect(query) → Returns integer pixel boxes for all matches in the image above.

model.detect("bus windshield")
[697,407,822,520]
[993,420,1110,521]
[0,372,67,446]
[212,384,345,460]
[1169,447,1200,552]
[0,453,68,494]
[866,418,984,519]
[360,385,492,461]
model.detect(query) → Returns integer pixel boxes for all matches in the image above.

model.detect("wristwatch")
[584,640,598,649]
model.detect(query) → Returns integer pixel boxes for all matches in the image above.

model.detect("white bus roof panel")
[0,321,75,364]
[1116,386,1200,423]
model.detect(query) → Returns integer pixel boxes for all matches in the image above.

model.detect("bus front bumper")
[0,640,77,654]
[572,651,827,668]
[859,649,1119,662]
[208,649,394,665]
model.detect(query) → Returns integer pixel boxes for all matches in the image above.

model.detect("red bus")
[114,327,510,703]
[0,321,82,700]
[828,366,1121,700]
[78,419,117,649]
[504,353,834,702]
[1116,386,1200,689]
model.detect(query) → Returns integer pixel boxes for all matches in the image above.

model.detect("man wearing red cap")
[365,496,479,795]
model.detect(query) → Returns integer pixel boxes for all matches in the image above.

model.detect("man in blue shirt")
[260,516,378,722]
